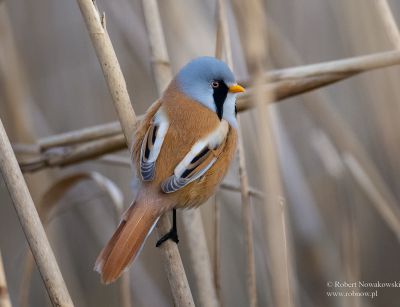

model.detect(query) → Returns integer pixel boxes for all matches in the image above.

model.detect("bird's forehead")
[177,57,236,84]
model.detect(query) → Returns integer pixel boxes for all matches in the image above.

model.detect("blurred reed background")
[1,0,400,306]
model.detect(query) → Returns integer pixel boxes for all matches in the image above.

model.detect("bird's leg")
[156,209,179,247]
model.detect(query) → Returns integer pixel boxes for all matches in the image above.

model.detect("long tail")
[95,197,162,284]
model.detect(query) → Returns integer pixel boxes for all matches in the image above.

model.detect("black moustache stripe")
[213,80,229,120]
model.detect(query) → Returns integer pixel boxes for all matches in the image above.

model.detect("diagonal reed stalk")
[0,251,12,307]
[20,134,126,172]
[0,5,74,306]
[215,0,257,306]
[18,172,131,307]
[38,122,122,151]
[75,0,194,306]
[0,118,74,306]
[142,0,216,306]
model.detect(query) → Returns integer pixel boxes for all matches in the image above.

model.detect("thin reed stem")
[19,172,129,307]
[215,0,257,305]
[0,118,74,306]
[237,117,258,307]
[212,194,222,306]
[232,0,296,306]
[38,122,122,150]
[20,134,126,172]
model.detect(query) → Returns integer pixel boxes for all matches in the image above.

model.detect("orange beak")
[228,84,245,93]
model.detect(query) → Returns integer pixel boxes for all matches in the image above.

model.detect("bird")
[95,56,245,284]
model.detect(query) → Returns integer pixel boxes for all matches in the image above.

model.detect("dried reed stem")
[0,251,12,307]
[212,194,222,305]
[220,182,264,200]
[38,122,122,150]
[181,210,219,307]
[154,215,194,306]
[142,0,172,92]
[215,0,232,64]
[236,117,258,307]
[19,172,130,307]
[18,251,34,307]
[76,0,193,305]
[119,274,132,307]
[374,0,400,49]
[0,8,67,306]
[233,0,295,306]
[20,134,126,172]
[141,0,173,94]
[0,119,74,306]
[265,49,400,82]
[215,1,257,306]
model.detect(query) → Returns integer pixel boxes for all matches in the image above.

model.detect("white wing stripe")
[139,106,169,181]
[148,108,169,162]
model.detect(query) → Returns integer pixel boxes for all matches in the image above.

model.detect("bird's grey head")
[175,56,244,128]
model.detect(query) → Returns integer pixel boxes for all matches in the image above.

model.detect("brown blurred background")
[1,0,400,306]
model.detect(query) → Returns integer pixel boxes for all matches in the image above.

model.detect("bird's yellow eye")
[211,81,220,88]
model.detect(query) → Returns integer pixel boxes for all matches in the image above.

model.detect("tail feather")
[95,199,161,284]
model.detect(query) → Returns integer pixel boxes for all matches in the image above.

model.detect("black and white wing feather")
[140,108,169,181]
[161,121,229,193]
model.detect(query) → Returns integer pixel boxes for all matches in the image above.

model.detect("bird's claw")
[156,228,179,247]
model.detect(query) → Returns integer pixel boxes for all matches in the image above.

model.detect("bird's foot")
[156,228,179,247]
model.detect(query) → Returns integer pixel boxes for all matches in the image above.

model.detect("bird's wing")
[161,121,229,193]
[140,108,169,181]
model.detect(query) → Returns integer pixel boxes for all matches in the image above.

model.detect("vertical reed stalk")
[142,1,217,306]
[119,274,132,307]
[236,117,258,307]
[232,1,295,306]
[0,119,74,307]
[75,0,193,305]
[215,1,257,306]
[212,194,222,305]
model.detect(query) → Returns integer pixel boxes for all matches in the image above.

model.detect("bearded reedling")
[95,57,245,284]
